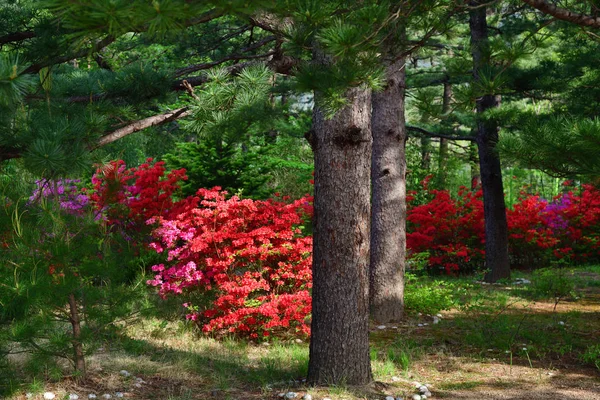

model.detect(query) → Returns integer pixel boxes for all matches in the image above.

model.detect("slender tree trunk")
[68,293,86,377]
[420,137,432,169]
[308,82,373,384]
[370,57,407,323]
[437,81,452,188]
[469,1,511,282]
[469,141,481,189]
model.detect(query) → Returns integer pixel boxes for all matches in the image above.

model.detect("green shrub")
[582,345,600,371]
[404,273,457,315]
[530,268,577,305]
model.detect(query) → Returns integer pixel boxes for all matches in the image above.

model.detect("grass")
[2,265,600,400]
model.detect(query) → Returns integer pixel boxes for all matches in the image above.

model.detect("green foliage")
[529,267,577,303]
[581,344,600,371]
[404,273,462,315]
[0,191,147,375]
[164,138,271,199]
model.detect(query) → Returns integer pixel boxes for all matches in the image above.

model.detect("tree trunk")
[420,137,432,169]
[437,81,452,188]
[469,1,511,282]
[68,293,86,377]
[307,84,373,385]
[370,57,407,323]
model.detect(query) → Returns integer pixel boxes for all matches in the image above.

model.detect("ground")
[5,267,600,400]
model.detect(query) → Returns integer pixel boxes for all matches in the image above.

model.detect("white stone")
[88,395,97,399]
[436,314,442,318]
[134,383,142,388]
[115,393,124,398]
[323,398,332,400]
[102,395,112,399]
[558,321,565,325]
[295,339,303,343]
[119,370,131,377]
[302,395,312,400]
[26,393,33,399]
[377,325,387,330]
[69,395,80,400]
[396,398,404,400]
[43,392,56,400]
[278,393,286,398]
[412,395,422,400]
[285,392,298,399]
[412,382,422,388]
[422,323,429,326]
[417,324,423,327]
[391,376,401,382]
[433,317,440,324]
[385,396,395,400]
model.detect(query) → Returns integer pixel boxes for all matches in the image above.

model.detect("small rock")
[69,395,80,400]
[323,398,332,400]
[285,392,298,399]
[436,314,442,318]
[412,395,422,400]
[385,396,395,400]
[418,385,429,393]
[302,395,312,400]
[396,398,404,400]
[391,376,401,382]
[412,382,422,388]
[433,317,440,324]
[43,393,56,400]
[119,370,131,378]
[134,383,142,388]
[278,393,286,398]
[422,323,429,326]
[134,377,146,383]
[377,325,387,330]
[115,393,124,398]
[558,321,565,325]
[102,395,112,399]
[88,395,97,399]
[26,393,33,399]
[295,339,303,344]
[417,324,423,327]
[262,342,270,346]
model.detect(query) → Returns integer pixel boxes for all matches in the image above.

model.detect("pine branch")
[94,107,191,148]
[175,37,276,76]
[407,125,475,141]
[24,35,117,74]
[521,0,600,28]
[0,30,36,46]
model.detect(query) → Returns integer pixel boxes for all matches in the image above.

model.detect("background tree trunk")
[308,84,373,385]
[437,81,452,188]
[370,57,407,323]
[68,293,86,377]
[469,1,511,282]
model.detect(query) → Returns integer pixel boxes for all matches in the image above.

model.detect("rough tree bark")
[469,1,511,282]
[68,293,86,377]
[307,83,373,384]
[370,56,407,323]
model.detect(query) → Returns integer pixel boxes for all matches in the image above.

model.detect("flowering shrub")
[29,179,89,215]
[89,159,191,232]
[407,185,485,274]
[147,188,313,338]
[407,180,600,273]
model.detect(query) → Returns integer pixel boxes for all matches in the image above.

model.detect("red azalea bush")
[147,188,313,338]
[89,159,192,232]
[407,178,600,274]
[407,183,485,274]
